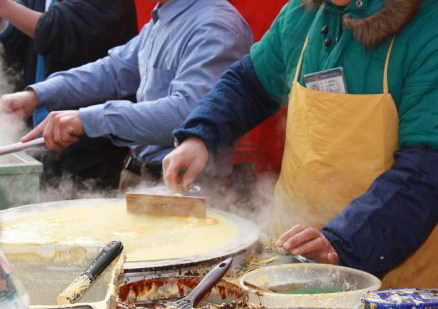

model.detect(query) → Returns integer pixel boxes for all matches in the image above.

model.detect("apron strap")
[293,5,326,83]
[293,34,309,83]
[293,8,396,94]
[383,36,395,94]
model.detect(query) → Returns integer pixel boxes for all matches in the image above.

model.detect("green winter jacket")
[173,0,438,280]
[251,0,438,149]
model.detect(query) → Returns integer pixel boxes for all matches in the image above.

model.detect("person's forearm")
[322,146,438,278]
[80,85,214,147]
[174,55,281,153]
[30,52,140,110]
[0,0,42,37]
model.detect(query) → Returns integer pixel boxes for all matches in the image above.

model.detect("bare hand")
[21,110,84,151]
[0,0,8,12]
[162,137,208,193]
[276,224,339,264]
[0,90,38,119]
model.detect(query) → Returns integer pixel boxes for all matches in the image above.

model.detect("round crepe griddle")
[0,198,259,272]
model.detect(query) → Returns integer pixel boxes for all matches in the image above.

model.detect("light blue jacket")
[31,0,252,162]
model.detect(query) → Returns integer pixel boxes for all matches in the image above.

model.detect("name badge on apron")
[304,67,348,94]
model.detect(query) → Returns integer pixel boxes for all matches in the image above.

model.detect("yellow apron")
[274,35,437,287]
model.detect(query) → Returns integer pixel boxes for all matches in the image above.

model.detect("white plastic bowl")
[239,263,381,308]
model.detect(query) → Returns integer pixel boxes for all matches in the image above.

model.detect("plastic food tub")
[0,152,42,209]
[239,263,381,308]
[3,242,125,309]
[361,288,438,309]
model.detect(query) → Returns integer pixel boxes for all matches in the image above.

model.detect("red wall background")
[134,0,288,175]
[134,1,156,31]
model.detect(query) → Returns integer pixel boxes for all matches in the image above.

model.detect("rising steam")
[0,44,27,145]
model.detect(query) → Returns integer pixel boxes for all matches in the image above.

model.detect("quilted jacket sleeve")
[174,55,281,153]
[322,146,438,278]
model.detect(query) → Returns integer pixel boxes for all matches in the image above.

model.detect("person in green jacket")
[163,0,438,288]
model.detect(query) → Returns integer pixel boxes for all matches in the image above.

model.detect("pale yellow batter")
[0,202,239,262]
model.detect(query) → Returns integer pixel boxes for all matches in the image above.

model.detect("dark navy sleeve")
[173,54,281,153]
[34,0,137,72]
[321,146,438,278]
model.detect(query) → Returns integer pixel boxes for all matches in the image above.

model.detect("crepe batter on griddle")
[0,202,239,262]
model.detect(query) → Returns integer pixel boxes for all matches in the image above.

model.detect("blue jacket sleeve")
[173,54,281,153]
[321,146,438,278]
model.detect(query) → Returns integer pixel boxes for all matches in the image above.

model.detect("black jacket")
[1,0,138,180]
[2,0,137,86]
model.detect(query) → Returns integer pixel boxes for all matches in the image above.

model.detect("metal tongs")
[0,137,45,156]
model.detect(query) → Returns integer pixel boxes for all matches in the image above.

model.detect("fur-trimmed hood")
[302,0,423,47]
